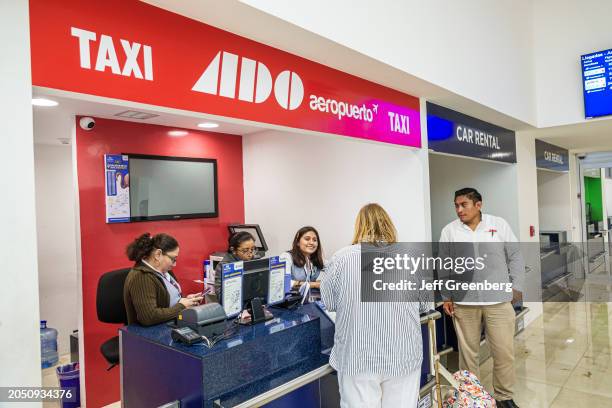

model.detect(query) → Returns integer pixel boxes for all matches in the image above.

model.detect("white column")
[418,98,432,242]
[0,1,42,404]
[515,133,543,326]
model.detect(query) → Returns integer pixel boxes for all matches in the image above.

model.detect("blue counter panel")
[263,381,320,408]
[121,307,328,408]
[121,331,204,408]
[217,355,329,407]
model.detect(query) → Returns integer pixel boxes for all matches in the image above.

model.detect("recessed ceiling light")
[197,122,219,129]
[168,130,188,137]
[32,98,58,107]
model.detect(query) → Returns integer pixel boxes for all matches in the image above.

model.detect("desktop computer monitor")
[219,257,274,324]
[228,224,268,257]
[242,258,270,308]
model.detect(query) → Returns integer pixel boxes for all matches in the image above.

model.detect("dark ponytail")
[126,232,179,262]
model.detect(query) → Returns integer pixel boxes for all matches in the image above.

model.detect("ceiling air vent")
[114,110,159,120]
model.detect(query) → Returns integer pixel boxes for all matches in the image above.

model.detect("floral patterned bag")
[442,370,496,408]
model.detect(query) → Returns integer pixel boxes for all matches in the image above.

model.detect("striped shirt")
[321,244,433,376]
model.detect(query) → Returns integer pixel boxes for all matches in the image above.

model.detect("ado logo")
[192,51,304,110]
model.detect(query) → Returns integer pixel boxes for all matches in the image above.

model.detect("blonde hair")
[351,203,397,244]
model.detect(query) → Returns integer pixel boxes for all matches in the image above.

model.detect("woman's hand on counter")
[292,280,320,289]
[180,295,203,308]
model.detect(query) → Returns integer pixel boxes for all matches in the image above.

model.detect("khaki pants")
[453,302,515,401]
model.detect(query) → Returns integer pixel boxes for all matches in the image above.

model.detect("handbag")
[442,370,496,408]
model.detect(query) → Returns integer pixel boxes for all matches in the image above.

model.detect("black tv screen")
[127,154,218,221]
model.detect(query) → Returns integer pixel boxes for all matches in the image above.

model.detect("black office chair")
[96,268,130,371]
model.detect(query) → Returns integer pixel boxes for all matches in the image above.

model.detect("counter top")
[121,307,318,359]
[121,305,443,407]
[121,306,329,407]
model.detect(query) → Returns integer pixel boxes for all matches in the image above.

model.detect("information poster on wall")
[268,257,286,305]
[221,262,243,318]
[104,154,130,223]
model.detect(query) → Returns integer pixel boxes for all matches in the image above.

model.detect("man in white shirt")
[439,188,524,408]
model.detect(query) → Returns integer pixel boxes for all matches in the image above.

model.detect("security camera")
[79,117,95,131]
[577,154,587,160]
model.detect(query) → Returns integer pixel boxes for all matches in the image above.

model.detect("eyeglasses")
[163,253,178,264]
[237,247,256,255]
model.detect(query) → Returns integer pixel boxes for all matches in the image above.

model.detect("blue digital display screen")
[581,48,612,119]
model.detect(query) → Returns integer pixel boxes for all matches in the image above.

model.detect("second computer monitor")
[242,258,270,304]
[242,258,272,324]
[228,224,269,255]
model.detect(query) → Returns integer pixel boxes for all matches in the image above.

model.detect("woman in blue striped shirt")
[321,203,431,408]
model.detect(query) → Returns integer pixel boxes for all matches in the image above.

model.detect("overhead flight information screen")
[581,48,612,119]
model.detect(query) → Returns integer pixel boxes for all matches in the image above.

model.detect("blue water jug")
[40,320,59,368]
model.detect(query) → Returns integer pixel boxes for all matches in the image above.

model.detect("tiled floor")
[478,301,612,408]
[40,300,612,407]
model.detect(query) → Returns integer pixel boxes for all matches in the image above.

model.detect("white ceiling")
[32,88,267,145]
[525,116,612,153]
[141,0,534,133]
[578,152,612,169]
[141,0,612,154]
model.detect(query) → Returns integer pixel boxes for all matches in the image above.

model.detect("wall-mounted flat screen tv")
[127,154,218,221]
[581,48,612,119]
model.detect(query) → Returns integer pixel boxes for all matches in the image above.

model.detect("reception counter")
[120,304,440,408]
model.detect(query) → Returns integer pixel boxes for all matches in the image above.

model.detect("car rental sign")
[29,0,421,148]
[426,102,516,163]
[535,139,569,172]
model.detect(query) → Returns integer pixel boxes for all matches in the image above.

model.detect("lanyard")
[161,272,182,296]
[304,258,314,282]
[143,260,182,296]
